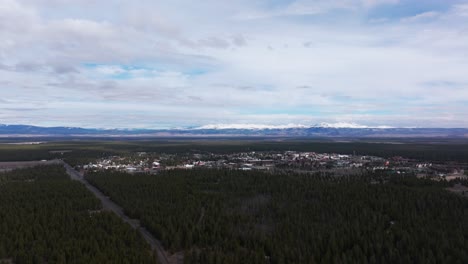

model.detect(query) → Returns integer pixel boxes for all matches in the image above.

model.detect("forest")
[0,165,156,264]
[86,169,468,264]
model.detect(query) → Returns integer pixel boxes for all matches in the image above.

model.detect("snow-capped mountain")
[195,123,392,130]
[1,123,467,138]
[195,124,309,130]
[313,122,394,129]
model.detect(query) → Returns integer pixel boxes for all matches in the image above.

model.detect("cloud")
[0,0,38,31]
[234,0,400,20]
[232,34,247,46]
[453,4,468,17]
[401,11,440,23]
[197,37,231,49]
[1,0,468,128]
[361,0,399,8]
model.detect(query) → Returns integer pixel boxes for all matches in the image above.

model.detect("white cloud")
[453,4,468,17]
[361,0,399,8]
[401,11,440,23]
[0,0,468,128]
[234,0,400,20]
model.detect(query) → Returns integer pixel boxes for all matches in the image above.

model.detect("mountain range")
[1,123,468,138]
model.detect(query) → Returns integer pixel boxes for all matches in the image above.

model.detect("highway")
[62,162,171,264]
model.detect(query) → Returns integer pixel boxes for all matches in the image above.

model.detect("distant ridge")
[0,124,467,138]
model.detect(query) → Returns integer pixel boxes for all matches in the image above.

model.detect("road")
[62,162,171,264]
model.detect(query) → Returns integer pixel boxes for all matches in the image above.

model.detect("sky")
[1,0,468,129]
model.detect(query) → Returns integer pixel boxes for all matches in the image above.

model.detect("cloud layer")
[1,0,468,128]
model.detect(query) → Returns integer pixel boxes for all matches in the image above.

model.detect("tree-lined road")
[63,162,171,264]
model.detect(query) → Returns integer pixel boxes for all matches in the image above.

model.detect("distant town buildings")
[78,150,468,182]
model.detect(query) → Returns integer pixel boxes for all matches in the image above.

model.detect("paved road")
[62,163,171,264]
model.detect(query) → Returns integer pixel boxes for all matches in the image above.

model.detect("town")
[80,150,468,181]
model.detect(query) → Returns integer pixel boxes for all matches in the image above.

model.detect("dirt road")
[62,162,172,264]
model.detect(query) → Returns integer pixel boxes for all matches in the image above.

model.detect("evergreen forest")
[86,169,468,264]
[0,165,156,264]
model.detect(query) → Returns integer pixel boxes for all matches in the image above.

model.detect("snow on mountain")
[1,124,467,137]
[195,123,393,130]
[195,124,309,130]
[314,122,394,129]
